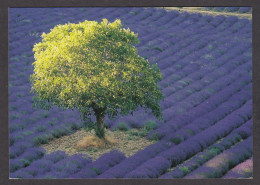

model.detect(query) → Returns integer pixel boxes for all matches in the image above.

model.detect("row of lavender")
[9,7,252,178]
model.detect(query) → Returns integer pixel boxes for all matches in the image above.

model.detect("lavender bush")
[222,157,253,178]
[185,136,252,178]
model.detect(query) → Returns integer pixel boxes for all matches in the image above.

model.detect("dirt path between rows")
[158,7,252,20]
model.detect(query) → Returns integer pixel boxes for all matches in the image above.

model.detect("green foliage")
[95,127,105,138]
[11,57,19,61]
[130,11,137,16]
[70,123,81,130]
[10,105,17,111]
[30,18,163,137]
[114,122,129,131]
[10,113,20,120]
[48,120,55,126]
[154,46,163,52]
[128,130,139,136]
[18,73,25,77]
[148,132,160,141]
[17,93,23,98]
[89,167,100,174]
[21,159,31,167]
[87,147,98,153]
[22,19,31,24]
[169,137,182,145]
[33,135,51,145]
[9,153,15,159]
[179,166,190,174]
[41,112,49,118]
[9,138,14,146]
[185,128,195,135]
[82,118,105,138]
[127,120,158,138]
[144,120,158,131]
[83,119,96,132]
[35,125,47,132]
[22,53,32,58]
[51,127,71,138]
[23,131,33,136]
[209,147,222,156]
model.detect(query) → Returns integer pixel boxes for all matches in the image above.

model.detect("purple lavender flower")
[88,150,126,175]
[223,157,253,178]
[125,156,171,178]
[239,7,251,13]
[185,136,252,178]
[43,150,67,163]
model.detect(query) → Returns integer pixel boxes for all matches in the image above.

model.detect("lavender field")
[9,7,252,179]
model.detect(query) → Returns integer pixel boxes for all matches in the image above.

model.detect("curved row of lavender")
[9,7,252,178]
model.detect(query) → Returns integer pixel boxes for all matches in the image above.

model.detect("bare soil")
[158,7,252,20]
[41,128,156,161]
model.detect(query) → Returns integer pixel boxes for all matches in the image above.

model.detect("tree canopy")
[30,19,163,138]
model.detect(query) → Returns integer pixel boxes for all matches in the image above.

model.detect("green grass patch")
[179,80,189,86]
[130,11,137,16]
[128,120,158,138]
[71,123,81,130]
[23,131,33,136]
[48,120,56,126]
[185,128,196,135]
[148,132,160,141]
[33,135,52,145]
[179,166,190,174]
[144,120,157,130]
[114,122,129,131]
[127,135,134,140]
[22,53,32,58]
[10,105,17,111]
[169,137,182,145]
[22,19,31,24]
[10,113,20,120]
[11,57,19,61]
[16,93,23,98]
[18,73,25,77]
[36,125,47,132]
[209,147,222,156]
[154,46,163,52]
[41,112,49,118]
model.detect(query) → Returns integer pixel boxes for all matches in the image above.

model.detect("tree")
[30,19,163,138]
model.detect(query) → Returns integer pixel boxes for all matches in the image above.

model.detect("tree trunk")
[94,109,105,138]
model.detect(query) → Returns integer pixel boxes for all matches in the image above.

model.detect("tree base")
[76,135,116,149]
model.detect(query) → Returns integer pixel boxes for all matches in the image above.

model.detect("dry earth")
[41,128,156,161]
[158,7,252,20]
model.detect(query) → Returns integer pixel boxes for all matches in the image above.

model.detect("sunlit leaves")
[31,18,163,120]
